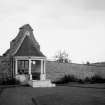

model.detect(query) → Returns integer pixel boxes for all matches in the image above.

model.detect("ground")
[0,84,105,105]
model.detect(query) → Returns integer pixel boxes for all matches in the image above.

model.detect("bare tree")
[54,50,71,63]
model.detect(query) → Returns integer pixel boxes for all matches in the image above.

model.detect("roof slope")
[3,24,45,57]
[15,35,45,56]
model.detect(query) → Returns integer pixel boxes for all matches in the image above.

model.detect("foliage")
[54,50,70,63]
[53,75,79,84]
[53,74,105,84]
[84,75,105,83]
[0,78,20,85]
[86,61,90,65]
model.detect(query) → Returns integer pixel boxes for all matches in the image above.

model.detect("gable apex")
[19,24,33,31]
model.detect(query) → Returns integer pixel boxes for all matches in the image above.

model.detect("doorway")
[17,60,41,80]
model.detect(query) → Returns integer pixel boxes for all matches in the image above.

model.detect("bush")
[53,74,105,84]
[77,79,85,84]
[53,75,79,84]
[1,78,20,85]
[88,75,105,83]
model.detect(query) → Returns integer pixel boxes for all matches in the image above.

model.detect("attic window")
[25,31,30,36]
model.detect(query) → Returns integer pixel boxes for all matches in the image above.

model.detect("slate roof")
[3,24,45,58]
[15,36,45,56]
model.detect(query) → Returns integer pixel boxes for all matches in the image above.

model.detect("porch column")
[44,60,46,74]
[29,59,32,80]
[40,59,46,80]
[15,59,18,75]
[43,60,46,79]
[41,59,43,74]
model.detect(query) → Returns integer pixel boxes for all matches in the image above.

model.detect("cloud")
[0,0,105,31]
[0,0,36,20]
[0,0,105,62]
[83,0,105,11]
[62,0,105,11]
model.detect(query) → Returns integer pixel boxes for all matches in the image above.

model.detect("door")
[31,60,41,80]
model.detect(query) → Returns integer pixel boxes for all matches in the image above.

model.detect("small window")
[25,31,30,36]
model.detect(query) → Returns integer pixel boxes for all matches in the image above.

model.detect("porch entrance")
[15,56,46,81]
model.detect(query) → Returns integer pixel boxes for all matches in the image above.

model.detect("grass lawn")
[0,85,105,105]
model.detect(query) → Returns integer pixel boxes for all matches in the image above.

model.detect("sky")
[0,0,105,63]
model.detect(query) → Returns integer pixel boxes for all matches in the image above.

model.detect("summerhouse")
[4,24,55,87]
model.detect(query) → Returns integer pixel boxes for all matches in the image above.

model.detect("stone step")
[28,80,56,87]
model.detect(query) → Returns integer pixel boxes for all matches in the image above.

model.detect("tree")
[86,61,90,65]
[54,50,71,63]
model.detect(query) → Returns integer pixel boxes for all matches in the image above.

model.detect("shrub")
[1,78,20,85]
[88,75,105,83]
[77,79,85,84]
[53,75,79,84]
[53,74,105,84]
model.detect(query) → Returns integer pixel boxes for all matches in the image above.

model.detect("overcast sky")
[0,0,105,63]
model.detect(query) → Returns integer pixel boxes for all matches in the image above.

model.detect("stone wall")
[46,61,105,81]
[0,59,105,81]
[0,56,11,80]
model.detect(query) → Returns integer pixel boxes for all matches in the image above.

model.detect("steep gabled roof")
[3,24,45,57]
[15,35,45,56]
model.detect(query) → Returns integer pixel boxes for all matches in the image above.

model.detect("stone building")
[2,24,55,87]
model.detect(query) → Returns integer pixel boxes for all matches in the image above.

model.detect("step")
[28,80,56,87]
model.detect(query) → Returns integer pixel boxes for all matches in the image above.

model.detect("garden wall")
[46,61,105,81]
[0,59,105,82]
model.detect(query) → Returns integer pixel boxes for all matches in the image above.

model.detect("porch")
[5,24,55,87]
[15,56,46,80]
[14,56,55,87]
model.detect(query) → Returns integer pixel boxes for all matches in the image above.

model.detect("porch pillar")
[15,59,18,75]
[40,59,46,80]
[41,59,43,74]
[43,60,46,79]
[44,60,46,74]
[29,59,32,80]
